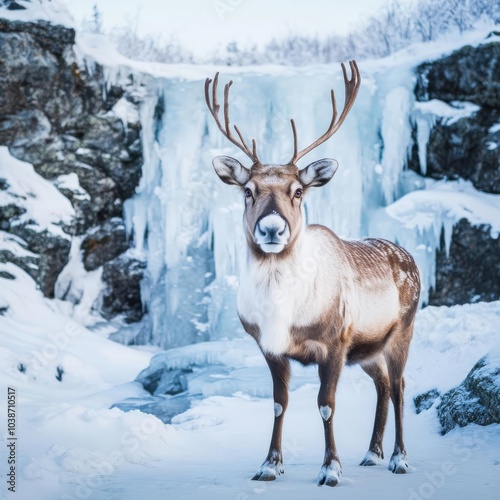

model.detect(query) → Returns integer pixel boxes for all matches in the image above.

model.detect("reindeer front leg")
[252,355,290,481]
[317,354,345,487]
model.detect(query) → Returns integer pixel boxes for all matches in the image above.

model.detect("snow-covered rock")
[0,15,144,318]
[405,40,500,305]
[413,388,440,414]
[100,253,145,323]
[431,219,500,306]
[415,41,500,108]
[437,349,500,434]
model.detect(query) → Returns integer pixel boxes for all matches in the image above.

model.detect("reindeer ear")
[299,158,338,187]
[212,155,251,186]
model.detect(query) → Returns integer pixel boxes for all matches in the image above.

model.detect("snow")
[53,173,90,201]
[108,97,140,128]
[54,236,104,325]
[3,226,498,499]
[1,269,499,498]
[414,100,481,125]
[0,147,74,239]
[0,231,35,259]
[0,0,74,27]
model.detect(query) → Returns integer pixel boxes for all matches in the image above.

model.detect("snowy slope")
[0,147,74,240]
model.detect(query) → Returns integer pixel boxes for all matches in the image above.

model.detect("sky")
[63,0,415,56]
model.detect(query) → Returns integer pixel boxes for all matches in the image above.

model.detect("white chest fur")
[237,236,338,356]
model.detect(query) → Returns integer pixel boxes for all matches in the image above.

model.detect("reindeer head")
[205,62,360,257]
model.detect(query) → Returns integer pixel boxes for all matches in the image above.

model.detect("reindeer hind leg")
[359,353,390,466]
[385,322,413,474]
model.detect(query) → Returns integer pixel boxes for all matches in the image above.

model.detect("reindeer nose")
[257,213,287,242]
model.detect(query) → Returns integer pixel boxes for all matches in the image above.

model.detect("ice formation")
[79,33,500,348]
[125,63,419,348]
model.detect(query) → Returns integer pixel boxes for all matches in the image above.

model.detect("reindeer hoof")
[317,461,342,487]
[252,461,284,481]
[360,450,383,466]
[388,452,408,474]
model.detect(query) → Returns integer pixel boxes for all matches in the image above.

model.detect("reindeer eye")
[294,188,303,198]
[244,188,252,198]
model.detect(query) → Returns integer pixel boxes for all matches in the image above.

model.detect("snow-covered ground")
[1,261,499,499]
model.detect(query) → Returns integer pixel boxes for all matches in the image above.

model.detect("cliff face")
[0,18,144,322]
[411,40,500,306]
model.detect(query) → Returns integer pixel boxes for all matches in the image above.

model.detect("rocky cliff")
[411,39,500,306]
[0,17,144,322]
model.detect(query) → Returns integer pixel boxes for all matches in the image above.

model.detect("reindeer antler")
[205,73,260,164]
[290,60,361,165]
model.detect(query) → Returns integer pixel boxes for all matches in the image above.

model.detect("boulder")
[415,42,500,107]
[136,365,191,396]
[414,389,440,414]
[81,218,128,271]
[101,254,145,323]
[423,107,500,194]
[10,227,70,298]
[437,350,500,434]
[429,219,500,306]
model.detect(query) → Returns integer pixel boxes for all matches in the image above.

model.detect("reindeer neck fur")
[237,226,345,356]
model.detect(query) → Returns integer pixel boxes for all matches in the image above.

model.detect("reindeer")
[204,61,421,487]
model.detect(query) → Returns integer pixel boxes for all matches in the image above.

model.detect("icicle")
[380,86,413,204]
[442,216,455,258]
[413,111,434,176]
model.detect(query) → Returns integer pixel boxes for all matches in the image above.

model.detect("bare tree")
[102,0,499,66]
[81,3,104,34]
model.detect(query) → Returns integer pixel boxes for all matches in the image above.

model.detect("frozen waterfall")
[122,61,438,349]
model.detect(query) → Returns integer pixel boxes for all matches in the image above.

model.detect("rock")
[422,107,500,194]
[412,43,500,194]
[2,1,26,10]
[414,389,440,414]
[415,42,500,107]
[437,350,500,434]
[0,270,15,279]
[81,218,128,271]
[0,203,26,228]
[0,20,87,123]
[13,227,70,298]
[0,109,51,147]
[0,223,70,298]
[411,41,500,306]
[0,232,37,286]
[61,114,142,200]
[429,219,500,306]
[0,17,145,319]
[136,365,191,396]
[101,254,145,323]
